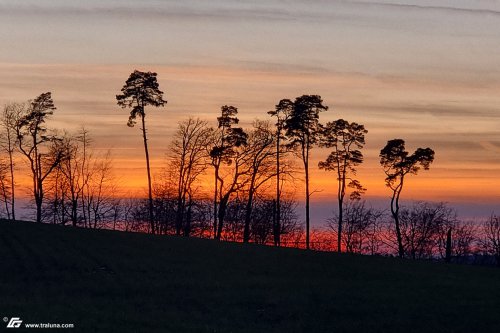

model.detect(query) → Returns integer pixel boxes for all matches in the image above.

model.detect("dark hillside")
[1,221,499,332]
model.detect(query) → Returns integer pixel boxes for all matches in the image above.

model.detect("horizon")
[1,0,500,222]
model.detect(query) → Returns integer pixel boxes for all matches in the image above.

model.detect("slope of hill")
[1,220,499,332]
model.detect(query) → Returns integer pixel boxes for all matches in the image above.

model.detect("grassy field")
[1,221,499,332]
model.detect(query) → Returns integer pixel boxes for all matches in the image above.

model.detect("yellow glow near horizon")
[2,62,500,207]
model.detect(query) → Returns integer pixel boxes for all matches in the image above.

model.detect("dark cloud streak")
[351,0,500,17]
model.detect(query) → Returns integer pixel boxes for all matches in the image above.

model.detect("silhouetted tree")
[398,202,454,259]
[0,159,10,219]
[58,132,84,226]
[183,197,213,238]
[319,119,367,252]
[168,118,211,236]
[481,215,500,267]
[15,93,65,223]
[379,139,434,258]
[241,120,276,243]
[445,228,452,263]
[285,95,328,249]
[78,129,96,228]
[327,200,383,254]
[436,219,477,263]
[268,99,293,246]
[44,153,68,225]
[85,151,116,229]
[150,181,176,234]
[221,196,246,241]
[41,129,116,229]
[116,70,167,234]
[1,103,24,220]
[209,105,247,240]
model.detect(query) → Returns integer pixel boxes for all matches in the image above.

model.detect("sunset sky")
[1,0,500,221]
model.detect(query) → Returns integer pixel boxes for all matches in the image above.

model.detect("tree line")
[1,70,499,266]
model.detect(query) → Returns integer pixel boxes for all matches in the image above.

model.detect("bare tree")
[268,99,293,246]
[248,196,301,246]
[168,118,211,236]
[0,103,25,220]
[241,120,277,243]
[15,93,65,223]
[116,70,167,234]
[379,139,434,258]
[80,151,117,229]
[44,159,68,225]
[327,200,383,254]
[397,202,455,259]
[40,129,109,228]
[0,159,11,219]
[285,95,328,249]
[481,215,500,267]
[375,202,464,260]
[437,220,477,263]
[183,196,213,238]
[152,173,177,234]
[57,132,86,226]
[319,119,367,252]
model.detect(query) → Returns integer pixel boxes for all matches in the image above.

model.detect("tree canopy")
[116,70,167,127]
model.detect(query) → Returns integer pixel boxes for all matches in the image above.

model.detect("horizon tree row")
[1,69,499,265]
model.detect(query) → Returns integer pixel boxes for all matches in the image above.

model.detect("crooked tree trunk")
[274,133,281,247]
[141,114,155,235]
[33,163,43,223]
[391,191,404,258]
[243,188,255,243]
[216,194,230,240]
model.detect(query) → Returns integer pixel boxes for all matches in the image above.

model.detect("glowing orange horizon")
[2,63,500,206]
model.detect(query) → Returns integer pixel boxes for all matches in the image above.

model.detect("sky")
[1,0,500,221]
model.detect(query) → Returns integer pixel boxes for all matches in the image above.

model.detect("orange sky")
[3,62,500,208]
[1,1,500,220]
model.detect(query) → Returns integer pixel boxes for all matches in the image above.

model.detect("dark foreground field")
[1,221,499,332]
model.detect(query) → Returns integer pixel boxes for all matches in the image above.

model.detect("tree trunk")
[274,199,281,246]
[216,194,229,240]
[1,187,10,220]
[391,201,404,258]
[445,228,452,263]
[213,169,218,239]
[243,189,254,243]
[71,199,78,227]
[35,196,42,223]
[274,134,281,247]
[175,196,184,236]
[141,114,155,234]
[391,183,405,258]
[338,196,343,253]
[305,159,310,250]
[183,196,192,237]
[8,146,15,221]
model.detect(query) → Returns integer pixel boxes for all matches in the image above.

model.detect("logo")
[6,317,23,328]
